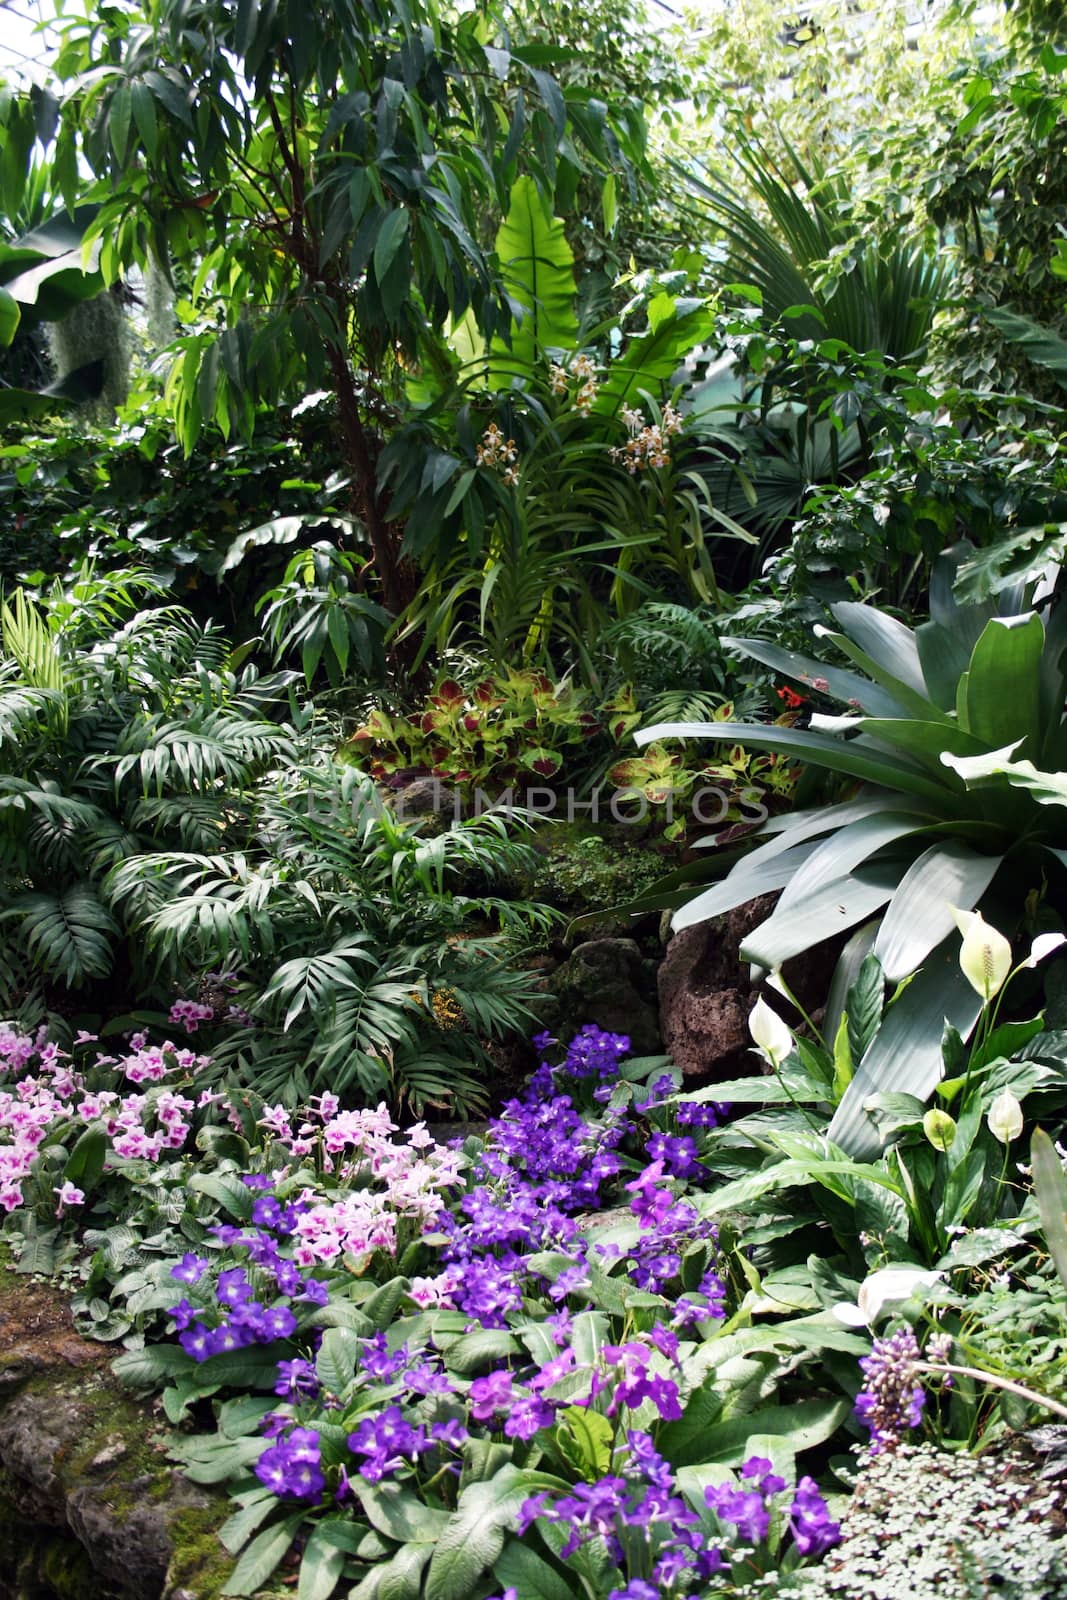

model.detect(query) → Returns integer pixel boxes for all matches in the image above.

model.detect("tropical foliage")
[2,2,1067,1598]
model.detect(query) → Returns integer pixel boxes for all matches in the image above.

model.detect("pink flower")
[55,1180,85,1214]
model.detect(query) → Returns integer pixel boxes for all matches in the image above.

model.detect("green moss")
[165,1504,238,1600]
[524,823,671,928]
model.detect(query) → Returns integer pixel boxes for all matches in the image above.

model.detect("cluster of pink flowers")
[168,999,216,1033]
[0,1026,211,1214]
[255,1098,464,1268]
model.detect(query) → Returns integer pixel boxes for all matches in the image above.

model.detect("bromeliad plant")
[638,550,1067,1154]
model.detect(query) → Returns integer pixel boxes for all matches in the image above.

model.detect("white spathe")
[832,1266,942,1327]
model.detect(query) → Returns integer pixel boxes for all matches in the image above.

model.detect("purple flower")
[646,1132,702,1179]
[297,1277,329,1306]
[789,1475,841,1557]
[348,1406,427,1482]
[168,1297,196,1331]
[255,1425,324,1502]
[502,1395,556,1441]
[216,1268,252,1307]
[360,1332,408,1380]
[623,1430,674,1491]
[855,1327,926,1454]
[179,1322,216,1361]
[252,1196,285,1229]
[705,1482,770,1544]
[468,1369,515,1421]
[171,1252,209,1285]
[274,1358,319,1400]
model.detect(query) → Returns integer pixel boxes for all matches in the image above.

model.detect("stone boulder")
[0,1261,243,1600]
[540,937,662,1055]
[657,895,839,1079]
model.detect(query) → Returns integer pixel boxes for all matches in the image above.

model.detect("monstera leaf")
[489,176,577,384]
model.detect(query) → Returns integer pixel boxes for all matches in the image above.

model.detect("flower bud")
[923,1108,957,1151]
[748,996,793,1069]
[987,1088,1024,1145]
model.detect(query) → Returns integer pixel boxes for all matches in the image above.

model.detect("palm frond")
[7,884,118,989]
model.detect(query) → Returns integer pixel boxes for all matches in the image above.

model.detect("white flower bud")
[987,1088,1024,1145]
[952,908,1012,999]
[748,996,793,1069]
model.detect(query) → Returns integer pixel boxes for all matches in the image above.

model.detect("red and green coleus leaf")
[520,747,563,777]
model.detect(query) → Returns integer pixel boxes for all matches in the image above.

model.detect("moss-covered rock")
[0,1265,234,1600]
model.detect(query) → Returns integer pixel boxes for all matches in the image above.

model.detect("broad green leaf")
[359,1484,451,1545]
[985,306,1067,391]
[63,1125,107,1192]
[349,1543,432,1600]
[316,1326,360,1397]
[965,613,1044,753]
[719,635,906,718]
[594,301,714,416]
[109,84,133,166]
[0,285,19,346]
[828,936,985,1159]
[425,1466,568,1600]
[831,600,928,698]
[740,866,897,969]
[222,1514,302,1595]
[773,813,930,914]
[636,719,949,804]
[112,1343,195,1387]
[555,1405,613,1479]
[439,1328,521,1373]
[678,1398,850,1466]
[490,176,577,381]
[494,1537,574,1600]
[374,208,410,285]
[1032,1128,1067,1293]
[297,1523,346,1600]
[670,839,822,931]
[873,841,1003,983]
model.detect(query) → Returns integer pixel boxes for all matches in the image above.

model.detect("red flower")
[776,685,807,709]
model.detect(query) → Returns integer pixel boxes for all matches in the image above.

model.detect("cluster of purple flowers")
[255,1423,324,1502]
[167,1178,329,1361]
[705,1457,839,1557]
[590,1159,727,1313]
[854,1326,926,1454]
[519,1440,839,1592]
[534,1024,632,1083]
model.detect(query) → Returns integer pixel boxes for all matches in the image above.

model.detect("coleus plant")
[609,703,798,840]
[350,670,638,789]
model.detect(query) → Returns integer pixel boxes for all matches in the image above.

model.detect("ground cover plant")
[1,1007,1064,1598]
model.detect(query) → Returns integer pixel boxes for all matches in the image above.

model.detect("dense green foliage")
[1,3,1067,1599]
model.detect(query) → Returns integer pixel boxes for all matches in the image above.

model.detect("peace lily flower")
[1024,932,1067,968]
[922,1108,957,1152]
[987,1088,1024,1145]
[833,1267,942,1327]
[952,908,1012,1000]
[748,996,793,1069]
